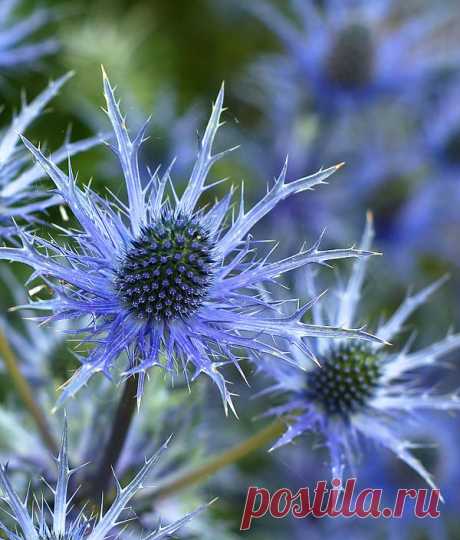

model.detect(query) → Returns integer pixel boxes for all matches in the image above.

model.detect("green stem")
[143,418,286,501]
[0,328,58,456]
[86,374,139,502]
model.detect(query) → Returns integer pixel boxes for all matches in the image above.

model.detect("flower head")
[261,213,460,489]
[0,70,379,413]
[246,0,454,110]
[389,78,460,266]
[0,422,204,540]
[421,77,460,177]
[0,0,58,74]
[0,72,102,238]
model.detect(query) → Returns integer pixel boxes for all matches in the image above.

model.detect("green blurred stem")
[145,418,286,500]
[0,328,58,456]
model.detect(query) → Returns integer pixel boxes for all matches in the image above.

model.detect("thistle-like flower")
[232,1,444,254]
[392,78,460,266]
[261,214,460,488]
[246,0,454,110]
[0,70,380,412]
[0,0,58,73]
[0,422,205,540]
[0,72,102,238]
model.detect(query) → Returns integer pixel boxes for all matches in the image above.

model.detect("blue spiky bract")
[0,421,205,540]
[0,72,103,238]
[261,213,460,491]
[0,69,382,413]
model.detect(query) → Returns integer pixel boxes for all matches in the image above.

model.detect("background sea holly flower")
[227,0,447,267]
[231,84,419,252]
[0,0,58,75]
[244,0,455,111]
[422,78,460,179]
[260,214,460,488]
[0,70,380,413]
[389,78,460,267]
[356,414,460,540]
[0,72,103,238]
[0,422,206,540]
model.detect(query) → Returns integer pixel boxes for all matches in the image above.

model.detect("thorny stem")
[139,418,286,501]
[0,328,59,456]
[86,374,139,502]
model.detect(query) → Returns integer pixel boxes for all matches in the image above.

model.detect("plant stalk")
[0,328,58,456]
[87,374,139,501]
[143,418,286,501]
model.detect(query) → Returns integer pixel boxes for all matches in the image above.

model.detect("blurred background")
[1,0,460,538]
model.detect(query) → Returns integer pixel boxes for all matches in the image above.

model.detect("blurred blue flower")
[232,0,457,268]
[0,422,205,540]
[0,72,102,238]
[357,414,460,539]
[389,178,460,268]
[246,0,453,111]
[260,214,460,488]
[0,0,58,74]
[424,78,460,178]
[390,78,460,266]
[0,71,379,413]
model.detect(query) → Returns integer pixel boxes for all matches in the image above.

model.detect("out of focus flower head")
[232,0,441,252]
[0,422,206,540]
[245,0,454,111]
[357,414,460,540]
[260,214,460,489]
[390,77,460,266]
[0,72,102,238]
[422,76,460,179]
[0,0,58,75]
[0,71,380,413]
[234,74,419,257]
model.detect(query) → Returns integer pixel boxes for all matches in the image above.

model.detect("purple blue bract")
[0,71,382,413]
[259,215,460,489]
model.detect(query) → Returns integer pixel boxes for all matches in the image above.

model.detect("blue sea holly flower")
[0,423,205,540]
[0,70,380,413]
[424,78,460,178]
[0,0,58,74]
[389,79,460,266]
[261,214,460,488]
[0,72,102,238]
[246,0,454,110]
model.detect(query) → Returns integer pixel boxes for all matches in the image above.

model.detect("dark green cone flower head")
[115,212,214,321]
[0,70,380,414]
[307,341,381,417]
[443,128,460,165]
[262,215,460,490]
[326,23,375,89]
